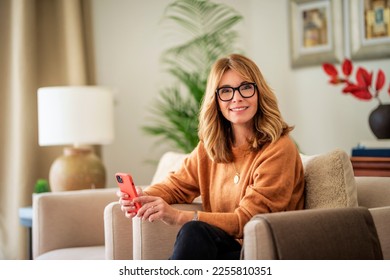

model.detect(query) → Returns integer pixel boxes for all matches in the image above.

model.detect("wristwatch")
[192,210,199,221]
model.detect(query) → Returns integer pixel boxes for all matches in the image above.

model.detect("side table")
[350,157,390,177]
[19,206,33,260]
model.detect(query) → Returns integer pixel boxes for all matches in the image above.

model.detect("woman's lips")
[230,106,248,112]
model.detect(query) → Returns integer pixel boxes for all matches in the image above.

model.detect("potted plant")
[323,59,390,139]
[34,179,50,193]
[142,0,243,153]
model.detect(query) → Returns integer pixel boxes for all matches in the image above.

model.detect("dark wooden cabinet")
[350,157,390,177]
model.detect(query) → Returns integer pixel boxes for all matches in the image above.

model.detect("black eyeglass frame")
[215,82,257,102]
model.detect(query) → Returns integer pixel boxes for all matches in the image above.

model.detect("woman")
[118,53,304,260]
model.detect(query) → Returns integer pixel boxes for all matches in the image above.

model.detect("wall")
[91,0,390,186]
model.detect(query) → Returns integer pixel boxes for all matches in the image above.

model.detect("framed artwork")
[289,0,343,68]
[349,0,390,60]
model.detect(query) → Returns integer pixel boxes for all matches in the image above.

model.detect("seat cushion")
[300,149,358,208]
[35,246,105,260]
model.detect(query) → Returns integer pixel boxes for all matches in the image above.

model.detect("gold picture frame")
[349,0,390,60]
[289,0,344,68]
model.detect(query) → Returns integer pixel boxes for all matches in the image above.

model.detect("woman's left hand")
[133,195,181,225]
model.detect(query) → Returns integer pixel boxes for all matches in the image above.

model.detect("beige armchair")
[33,188,117,259]
[104,149,390,260]
[32,151,188,260]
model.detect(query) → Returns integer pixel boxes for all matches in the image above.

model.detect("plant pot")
[368,104,390,139]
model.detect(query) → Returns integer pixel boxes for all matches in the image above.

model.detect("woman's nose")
[231,89,243,102]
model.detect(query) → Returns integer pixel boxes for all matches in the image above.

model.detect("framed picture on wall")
[289,0,343,68]
[349,0,390,60]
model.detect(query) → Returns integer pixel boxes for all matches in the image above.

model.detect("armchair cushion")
[151,152,189,185]
[34,246,105,260]
[300,149,358,209]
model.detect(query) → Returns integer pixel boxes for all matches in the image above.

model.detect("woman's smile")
[230,106,249,112]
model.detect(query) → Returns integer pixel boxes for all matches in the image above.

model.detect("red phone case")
[115,172,142,212]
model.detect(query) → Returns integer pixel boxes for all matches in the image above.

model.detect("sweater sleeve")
[197,136,305,239]
[143,145,202,204]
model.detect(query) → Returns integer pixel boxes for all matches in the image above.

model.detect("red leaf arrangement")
[322,58,390,104]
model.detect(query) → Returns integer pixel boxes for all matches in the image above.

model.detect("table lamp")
[37,86,114,192]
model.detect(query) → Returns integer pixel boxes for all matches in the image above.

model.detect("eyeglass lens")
[217,83,256,101]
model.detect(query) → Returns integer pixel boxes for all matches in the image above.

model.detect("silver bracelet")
[192,210,199,221]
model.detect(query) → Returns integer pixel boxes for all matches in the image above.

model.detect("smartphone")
[115,172,142,213]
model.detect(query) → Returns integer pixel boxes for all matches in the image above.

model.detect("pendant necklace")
[232,162,240,184]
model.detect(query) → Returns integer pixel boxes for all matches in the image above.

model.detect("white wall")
[91,0,390,186]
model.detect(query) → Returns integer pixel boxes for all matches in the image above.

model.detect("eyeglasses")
[216,83,257,102]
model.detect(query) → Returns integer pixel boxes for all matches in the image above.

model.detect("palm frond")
[164,0,242,37]
[142,87,199,153]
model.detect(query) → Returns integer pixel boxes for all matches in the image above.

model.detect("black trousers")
[170,221,242,260]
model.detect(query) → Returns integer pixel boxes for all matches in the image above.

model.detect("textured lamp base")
[49,147,106,192]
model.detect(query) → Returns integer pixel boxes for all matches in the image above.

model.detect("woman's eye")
[220,88,232,94]
[241,84,253,90]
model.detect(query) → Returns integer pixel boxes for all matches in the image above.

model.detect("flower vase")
[368,104,390,139]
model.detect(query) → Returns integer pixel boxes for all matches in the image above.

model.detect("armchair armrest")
[369,206,390,260]
[104,202,133,260]
[133,203,203,260]
[32,188,117,259]
[243,207,383,260]
[103,179,203,260]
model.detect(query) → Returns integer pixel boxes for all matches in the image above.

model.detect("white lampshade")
[37,86,114,146]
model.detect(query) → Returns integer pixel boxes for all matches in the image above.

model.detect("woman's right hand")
[117,186,144,219]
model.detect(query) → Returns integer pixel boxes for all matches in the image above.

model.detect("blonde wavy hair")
[198,53,293,163]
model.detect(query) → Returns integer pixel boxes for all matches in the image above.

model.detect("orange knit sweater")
[144,135,304,240]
